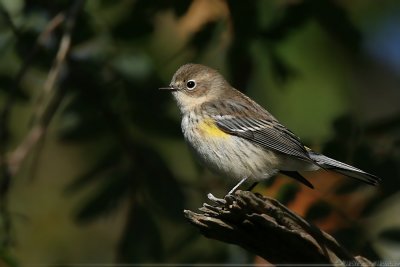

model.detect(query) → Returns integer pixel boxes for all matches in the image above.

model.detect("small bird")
[161,63,380,199]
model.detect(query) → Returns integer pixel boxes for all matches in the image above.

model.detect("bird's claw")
[207,193,227,206]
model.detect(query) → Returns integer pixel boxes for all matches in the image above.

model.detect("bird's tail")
[308,151,380,186]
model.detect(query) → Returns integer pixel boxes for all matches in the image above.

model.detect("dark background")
[0,0,399,265]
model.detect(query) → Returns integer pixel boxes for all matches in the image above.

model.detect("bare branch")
[0,1,84,250]
[184,190,374,266]
[7,0,86,176]
[0,12,66,167]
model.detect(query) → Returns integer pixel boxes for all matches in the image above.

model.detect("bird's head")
[160,63,230,113]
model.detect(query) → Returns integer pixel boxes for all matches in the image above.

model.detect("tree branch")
[7,0,85,176]
[0,1,85,252]
[184,190,374,266]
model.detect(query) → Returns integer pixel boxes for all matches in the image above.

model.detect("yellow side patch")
[197,118,229,138]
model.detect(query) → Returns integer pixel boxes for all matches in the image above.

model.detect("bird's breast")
[181,112,280,180]
[196,118,230,138]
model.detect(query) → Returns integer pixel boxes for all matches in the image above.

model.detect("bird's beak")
[159,85,178,91]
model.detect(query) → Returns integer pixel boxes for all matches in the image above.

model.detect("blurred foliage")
[0,0,400,265]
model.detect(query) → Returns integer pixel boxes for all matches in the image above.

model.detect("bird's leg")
[208,177,248,205]
[228,176,248,195]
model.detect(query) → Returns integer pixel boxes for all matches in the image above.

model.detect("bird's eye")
[186,80,196,90]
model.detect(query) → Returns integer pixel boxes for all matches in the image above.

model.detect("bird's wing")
[204,100,312,162]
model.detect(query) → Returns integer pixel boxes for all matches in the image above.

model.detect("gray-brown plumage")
[161,63,380,191]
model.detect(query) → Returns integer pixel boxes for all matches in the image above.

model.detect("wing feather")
[204,101,312,162]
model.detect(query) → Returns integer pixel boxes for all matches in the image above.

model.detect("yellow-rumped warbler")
[161,63,380,198]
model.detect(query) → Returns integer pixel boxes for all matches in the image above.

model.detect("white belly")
[181,113,319,181]
[181,115,282,181]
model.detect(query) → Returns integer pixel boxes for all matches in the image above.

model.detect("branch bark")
[184,190,374,266]
[7,0,85,176]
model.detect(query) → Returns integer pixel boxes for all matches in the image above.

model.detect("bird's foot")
[207,177,250,206]
[207,193,227,206]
